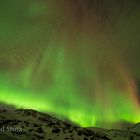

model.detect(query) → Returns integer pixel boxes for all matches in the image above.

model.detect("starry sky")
[0,0,140,129]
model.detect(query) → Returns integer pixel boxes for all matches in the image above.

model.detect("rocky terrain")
[0,109,139,140]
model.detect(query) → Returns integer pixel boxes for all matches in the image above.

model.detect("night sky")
[0,0,140,128]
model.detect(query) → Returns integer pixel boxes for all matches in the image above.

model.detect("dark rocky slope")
[0,109,139,140]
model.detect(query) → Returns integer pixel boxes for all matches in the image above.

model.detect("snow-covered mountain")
[0,109,140,140]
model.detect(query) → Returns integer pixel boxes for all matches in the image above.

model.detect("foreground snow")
[0,109,139,140]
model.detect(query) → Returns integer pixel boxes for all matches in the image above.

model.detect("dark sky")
[0,0,140,78]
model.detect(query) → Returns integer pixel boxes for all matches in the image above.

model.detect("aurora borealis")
[0,0,140,128]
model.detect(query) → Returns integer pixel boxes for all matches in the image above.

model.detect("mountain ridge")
[0,109,139,140]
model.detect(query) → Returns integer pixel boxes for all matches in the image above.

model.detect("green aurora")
[0,0,140,128]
